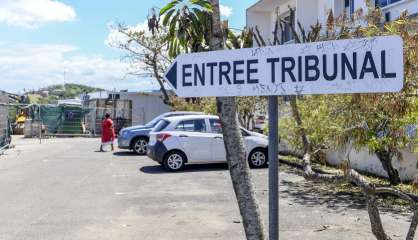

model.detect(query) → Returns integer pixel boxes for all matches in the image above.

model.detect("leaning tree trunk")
[151,53,171,105]
[375,150,401,185]
[209,1,266,239]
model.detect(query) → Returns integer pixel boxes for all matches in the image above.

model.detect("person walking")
[100,113,115,152]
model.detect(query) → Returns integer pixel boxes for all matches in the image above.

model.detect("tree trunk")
[375,150,401,185]
[406,206,418,240]
[217,97,266,240]
[367,196,392,240]
[209,1,266,239]
[289,97,310,153]
[151,53,171,105]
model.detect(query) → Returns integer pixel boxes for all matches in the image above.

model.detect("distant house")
[82,90,171,134]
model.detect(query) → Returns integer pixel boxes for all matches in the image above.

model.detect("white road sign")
[164,35,404,97]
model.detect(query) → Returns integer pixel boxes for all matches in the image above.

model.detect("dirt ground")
[0,136,413,240]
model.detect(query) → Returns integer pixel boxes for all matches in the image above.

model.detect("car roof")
[162,111,205,116]
[163,114,219,122]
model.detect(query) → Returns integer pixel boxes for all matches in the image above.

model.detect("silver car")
[118,111,204,155]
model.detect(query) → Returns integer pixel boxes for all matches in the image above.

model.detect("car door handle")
[214,136,223,140]
[179,134,189,138]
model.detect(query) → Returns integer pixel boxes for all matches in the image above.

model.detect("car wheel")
[132,138,148,155]
[248,148,267,168]
[163,151,185,172]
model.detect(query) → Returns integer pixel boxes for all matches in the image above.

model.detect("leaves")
[159,0,212,58]
[162,9,176,26]
[159,0,180,15]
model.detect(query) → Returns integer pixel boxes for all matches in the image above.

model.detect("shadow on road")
[279,174,409,217]
[280,179,366,213]
[140,163,229,174]
[112,151,137,156]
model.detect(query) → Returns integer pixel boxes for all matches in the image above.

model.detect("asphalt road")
[0,137,412,240]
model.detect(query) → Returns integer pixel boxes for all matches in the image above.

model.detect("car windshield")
[153,119,170,132]
[144,116,163,128]
[240,128,251,137]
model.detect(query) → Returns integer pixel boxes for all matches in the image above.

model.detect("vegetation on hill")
[39,83,103,99]
[25,83,104,104]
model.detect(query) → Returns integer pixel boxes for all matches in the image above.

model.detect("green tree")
[160,0,212,57]
[108,23,172,104]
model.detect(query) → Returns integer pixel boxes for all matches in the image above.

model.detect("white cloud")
[0,43,158,93]
[220,4,232,18]
[104,20,149,47]
[0,0,76,28]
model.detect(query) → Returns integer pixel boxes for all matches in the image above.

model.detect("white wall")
[247,10,273,43]
[327,148,418,181]
[296,0,320,31]
[120,93,171,126]
[354,0,369,12]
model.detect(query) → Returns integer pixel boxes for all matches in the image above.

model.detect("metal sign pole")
[38,105,42,144]
[268,96,279,240]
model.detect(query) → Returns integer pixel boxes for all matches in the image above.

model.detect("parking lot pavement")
[0,136,411,240]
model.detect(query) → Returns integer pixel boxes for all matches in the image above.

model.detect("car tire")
[248,148,268,168]
[163,151,186,172]
[132,137,148,155]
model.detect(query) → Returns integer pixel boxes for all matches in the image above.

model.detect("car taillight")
[156,133,171,142]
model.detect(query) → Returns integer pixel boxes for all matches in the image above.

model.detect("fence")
[0,93,11,151]
[5,101,133,138]
[85,99,132,135]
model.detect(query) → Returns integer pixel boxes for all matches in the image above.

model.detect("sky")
[0,0,258,94]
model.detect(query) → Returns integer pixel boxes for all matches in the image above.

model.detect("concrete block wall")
[327,148,417,181]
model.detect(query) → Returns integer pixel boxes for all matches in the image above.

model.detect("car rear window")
[153,120,170,132]
[175,119,207,132]
[209,119,222,134]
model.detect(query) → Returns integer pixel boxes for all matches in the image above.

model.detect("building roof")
[247,0,288,12]
[57,99,82,105]
[83,90,167,100]
[163,114,218,122]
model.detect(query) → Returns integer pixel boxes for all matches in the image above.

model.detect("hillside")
[25,83,104,104]
[39,83,104,99]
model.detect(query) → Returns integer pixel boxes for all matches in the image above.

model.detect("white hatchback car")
[147,115,269,171]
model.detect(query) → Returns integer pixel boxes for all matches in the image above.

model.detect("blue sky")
[0,0,257,93]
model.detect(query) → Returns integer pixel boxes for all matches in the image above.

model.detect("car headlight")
[121,130,130,138]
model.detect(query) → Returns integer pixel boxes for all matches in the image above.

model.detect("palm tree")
[159,0,212,58]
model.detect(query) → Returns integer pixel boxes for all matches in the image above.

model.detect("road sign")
[164,35,404,97]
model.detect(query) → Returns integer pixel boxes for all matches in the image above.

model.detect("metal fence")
[4,101,133,138]
[0,93,11,151]
[84,99,132,136]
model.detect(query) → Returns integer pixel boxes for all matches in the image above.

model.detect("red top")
[101,118,115,143]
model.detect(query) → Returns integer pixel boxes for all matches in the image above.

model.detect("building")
[247,0,418,43]
[83,90,171,134]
